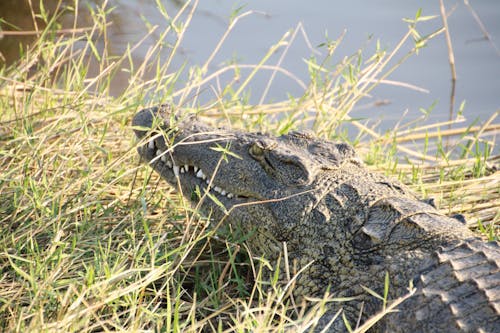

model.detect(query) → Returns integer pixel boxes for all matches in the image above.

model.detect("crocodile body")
[133,106,500,332]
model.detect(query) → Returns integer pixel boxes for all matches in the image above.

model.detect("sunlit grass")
[0,1,498,332]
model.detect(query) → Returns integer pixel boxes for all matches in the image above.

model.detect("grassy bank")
[0,2,498,332]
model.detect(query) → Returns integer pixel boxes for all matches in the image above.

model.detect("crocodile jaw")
[132,106,286,225]
[137,137,239,201]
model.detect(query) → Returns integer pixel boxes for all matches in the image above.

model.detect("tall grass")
[0,1,498,331]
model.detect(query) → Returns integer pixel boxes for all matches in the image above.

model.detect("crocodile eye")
[249,142,277,175]
[249,143,265,159]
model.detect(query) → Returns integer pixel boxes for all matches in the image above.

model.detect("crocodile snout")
[132,105,174,138]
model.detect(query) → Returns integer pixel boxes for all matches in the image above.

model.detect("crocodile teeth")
[173,165,180,177]
[148,140,155,149]
[152,158,236,198]
[196,169,205,179]
[204,184,234,199]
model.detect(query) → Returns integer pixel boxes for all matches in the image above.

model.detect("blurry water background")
[1,0,499,130]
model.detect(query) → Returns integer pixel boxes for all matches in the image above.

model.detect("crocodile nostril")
[132,107,158,138]
[133,104,176,139]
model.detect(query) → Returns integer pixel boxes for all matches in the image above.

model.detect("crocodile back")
[386,239,500,332]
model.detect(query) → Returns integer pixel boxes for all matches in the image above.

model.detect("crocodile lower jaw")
[145,139,238,200]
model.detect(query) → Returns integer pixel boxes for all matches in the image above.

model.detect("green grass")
[0,1,498,332]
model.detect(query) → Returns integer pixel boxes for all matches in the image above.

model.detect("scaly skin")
[132,105,500,332]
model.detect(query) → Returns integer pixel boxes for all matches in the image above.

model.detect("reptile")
[132,105,500,332]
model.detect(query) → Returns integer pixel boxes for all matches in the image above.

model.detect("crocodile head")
[133,106,359,253]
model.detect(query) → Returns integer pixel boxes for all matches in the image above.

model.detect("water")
[1,0,499,128]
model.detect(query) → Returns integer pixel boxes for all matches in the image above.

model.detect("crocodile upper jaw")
[137,136,243,201]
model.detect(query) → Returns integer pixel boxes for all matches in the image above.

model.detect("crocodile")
[132,105,500,332]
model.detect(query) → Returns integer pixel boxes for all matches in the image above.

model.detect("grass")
[0,1,499,332]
